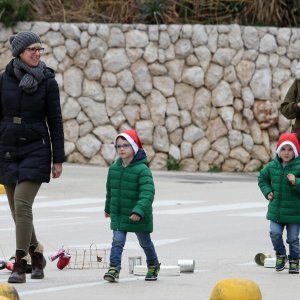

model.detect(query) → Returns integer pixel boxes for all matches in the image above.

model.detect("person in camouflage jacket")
[280,65,300,136]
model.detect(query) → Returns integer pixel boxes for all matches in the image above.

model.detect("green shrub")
[0,0,31,27]
[209,165,222,172]
[139,0,165,24]
[166,155,180,171]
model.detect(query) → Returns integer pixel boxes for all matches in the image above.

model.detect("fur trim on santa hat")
[115,129,143,154]
[276,133,300,158]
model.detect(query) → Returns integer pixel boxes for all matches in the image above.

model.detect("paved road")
[0,164,294,299]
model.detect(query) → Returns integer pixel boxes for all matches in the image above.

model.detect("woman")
[0,31,65,283]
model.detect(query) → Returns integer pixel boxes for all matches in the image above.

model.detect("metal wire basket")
[64,243,109,269]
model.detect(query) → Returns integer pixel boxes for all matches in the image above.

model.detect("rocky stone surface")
[0,23,296,171]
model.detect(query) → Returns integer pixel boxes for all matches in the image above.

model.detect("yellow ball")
[0,283,20,300]
[0,185,5,194]
[210,278,262,300]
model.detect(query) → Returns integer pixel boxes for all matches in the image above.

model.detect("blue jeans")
[269,221,300,259]
[109,230,159,270]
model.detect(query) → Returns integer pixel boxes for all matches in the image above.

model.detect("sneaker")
[275,254,287,271]
[289,259,299,274]
[145,263,160,281]
[103,266,119,282]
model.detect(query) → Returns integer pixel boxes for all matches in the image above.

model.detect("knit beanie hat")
[9,31,41,57]
[115,129,143,154]
[276,133,300,158]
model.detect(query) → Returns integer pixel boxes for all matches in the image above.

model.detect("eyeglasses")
[115,144,132,149]
[25,47,45,54]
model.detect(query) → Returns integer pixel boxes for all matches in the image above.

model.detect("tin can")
[177,259,195,273]
[128,256,142,274]
[254,252,272,266]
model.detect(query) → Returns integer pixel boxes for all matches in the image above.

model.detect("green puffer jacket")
[105,150,155,232]
[280,79,300,133]
[258,155,300,223]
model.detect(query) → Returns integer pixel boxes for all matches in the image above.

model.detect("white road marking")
[0,198,200,212]
[0,198,104,211]
[237,262,257,266]
[193,269,211,273]
[155,202,267,215]
[0,219,107,232]
[227,212,266,217]
[34,198,105,208]
[0,195,45,203]
[67,238,186,250]
[18,277,140,296]
[58,200,201,213]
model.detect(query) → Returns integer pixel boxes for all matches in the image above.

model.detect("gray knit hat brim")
[9,31,41,57]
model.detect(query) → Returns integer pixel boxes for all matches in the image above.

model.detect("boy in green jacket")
[104,129,160,282]
[258,133,300,274]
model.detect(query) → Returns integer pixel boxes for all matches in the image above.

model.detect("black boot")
[29,244,46,279]
[8,250,27,283]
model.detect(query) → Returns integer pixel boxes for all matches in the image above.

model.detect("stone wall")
[0,22,297,171]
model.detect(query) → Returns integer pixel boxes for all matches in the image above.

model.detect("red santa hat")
[276,133,300,158]
[115,129,143,154]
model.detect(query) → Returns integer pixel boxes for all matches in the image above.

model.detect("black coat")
[0,60,65,184]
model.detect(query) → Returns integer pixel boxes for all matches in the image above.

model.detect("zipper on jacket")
[117,167,125,230]
[277,169,285,222]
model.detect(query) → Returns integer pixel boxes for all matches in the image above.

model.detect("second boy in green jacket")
[258,133,300,274]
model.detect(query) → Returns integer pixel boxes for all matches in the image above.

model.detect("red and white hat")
[115,129,143,154]
[276,133,300,158]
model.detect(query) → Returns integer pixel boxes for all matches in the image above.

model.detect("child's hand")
[267,192,274,201]
[104,212,110,218]
[129,214,141,221]
[287,174,296,186]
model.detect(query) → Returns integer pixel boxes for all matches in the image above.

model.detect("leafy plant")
[139,0,165,24]
[209,165,222,172]
[166,155,180,171]
[0,0,31,27]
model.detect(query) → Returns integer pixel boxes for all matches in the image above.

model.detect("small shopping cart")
[64,243,109,269]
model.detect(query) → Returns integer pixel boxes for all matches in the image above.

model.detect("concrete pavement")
[0,163,294,299]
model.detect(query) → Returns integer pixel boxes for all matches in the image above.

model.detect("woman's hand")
[52,163,63,178]
[104,212,110,218]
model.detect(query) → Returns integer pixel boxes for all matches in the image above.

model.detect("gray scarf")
[13,58,47,94]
